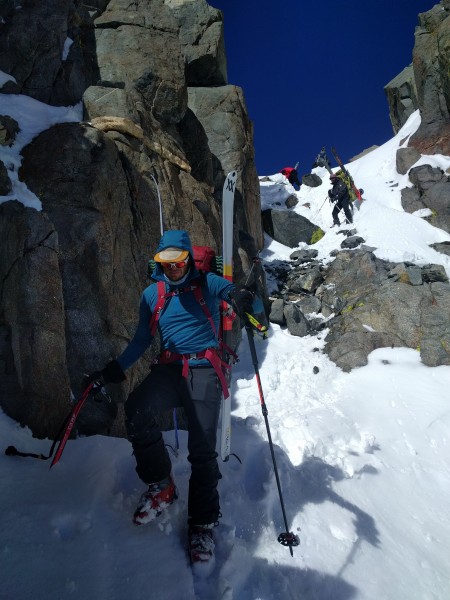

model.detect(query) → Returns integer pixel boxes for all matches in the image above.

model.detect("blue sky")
[209,0,435,176]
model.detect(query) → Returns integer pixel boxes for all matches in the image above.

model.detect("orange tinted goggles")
[161,259,189,270]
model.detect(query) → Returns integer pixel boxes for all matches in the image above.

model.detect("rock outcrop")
[384,65,418,134]
[269,245,450,373]
[385,1,450,155]
[410,1,450,155]
[400,164,450,234]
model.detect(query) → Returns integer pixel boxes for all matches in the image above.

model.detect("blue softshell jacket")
[117,230,235,371]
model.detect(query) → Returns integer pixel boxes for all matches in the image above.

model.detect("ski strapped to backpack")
[331,146,363,204]
[220,171,237,461]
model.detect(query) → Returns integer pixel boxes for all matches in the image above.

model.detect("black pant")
[125,364,222,525]
[332,198,353,225]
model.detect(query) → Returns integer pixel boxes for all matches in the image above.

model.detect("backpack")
[336,170,357,202]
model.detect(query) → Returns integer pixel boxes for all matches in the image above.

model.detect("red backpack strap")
[149,281,169,336]
[192,282,217,338]
[204,349,231,399]
[149,278,219,341]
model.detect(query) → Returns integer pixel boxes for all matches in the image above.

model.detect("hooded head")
[152,230,199,283]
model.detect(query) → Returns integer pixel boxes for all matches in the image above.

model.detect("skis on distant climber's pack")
[331,147,363,206]
[220,171,237,462]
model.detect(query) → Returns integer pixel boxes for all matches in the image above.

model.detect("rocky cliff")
[385,0,450,155]
[0,0,262,437]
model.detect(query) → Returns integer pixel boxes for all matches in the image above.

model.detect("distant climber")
[312,147,331,172]
[280,166,301,190]
[328,172,353,227]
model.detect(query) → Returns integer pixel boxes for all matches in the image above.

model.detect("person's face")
[161,257,190,281]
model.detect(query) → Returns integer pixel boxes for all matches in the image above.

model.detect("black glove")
[83,359,126,390]
[229,286,255,318]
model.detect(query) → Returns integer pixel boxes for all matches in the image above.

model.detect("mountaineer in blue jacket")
[86,229,253,565]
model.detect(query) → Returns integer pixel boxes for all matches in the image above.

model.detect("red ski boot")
[133,476,177,525]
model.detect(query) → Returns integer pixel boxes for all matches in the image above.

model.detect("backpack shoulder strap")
[149,281,168,336]
[149,276,219,339]
[191,277,217,338]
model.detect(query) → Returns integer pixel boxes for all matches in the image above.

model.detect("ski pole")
[244,312,268,338]
[244,322,300,556]
[172,408,180,456]
[313,195,329,220]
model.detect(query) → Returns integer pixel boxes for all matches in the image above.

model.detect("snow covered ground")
[1,95,450,599]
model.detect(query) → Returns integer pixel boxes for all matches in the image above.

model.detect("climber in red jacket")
[280,166,301,190]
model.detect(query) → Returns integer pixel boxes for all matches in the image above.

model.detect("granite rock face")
[385,1,450,155]
[384,65,418,134]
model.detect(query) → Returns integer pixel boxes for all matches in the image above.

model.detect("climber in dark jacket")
[328,172,353,226]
